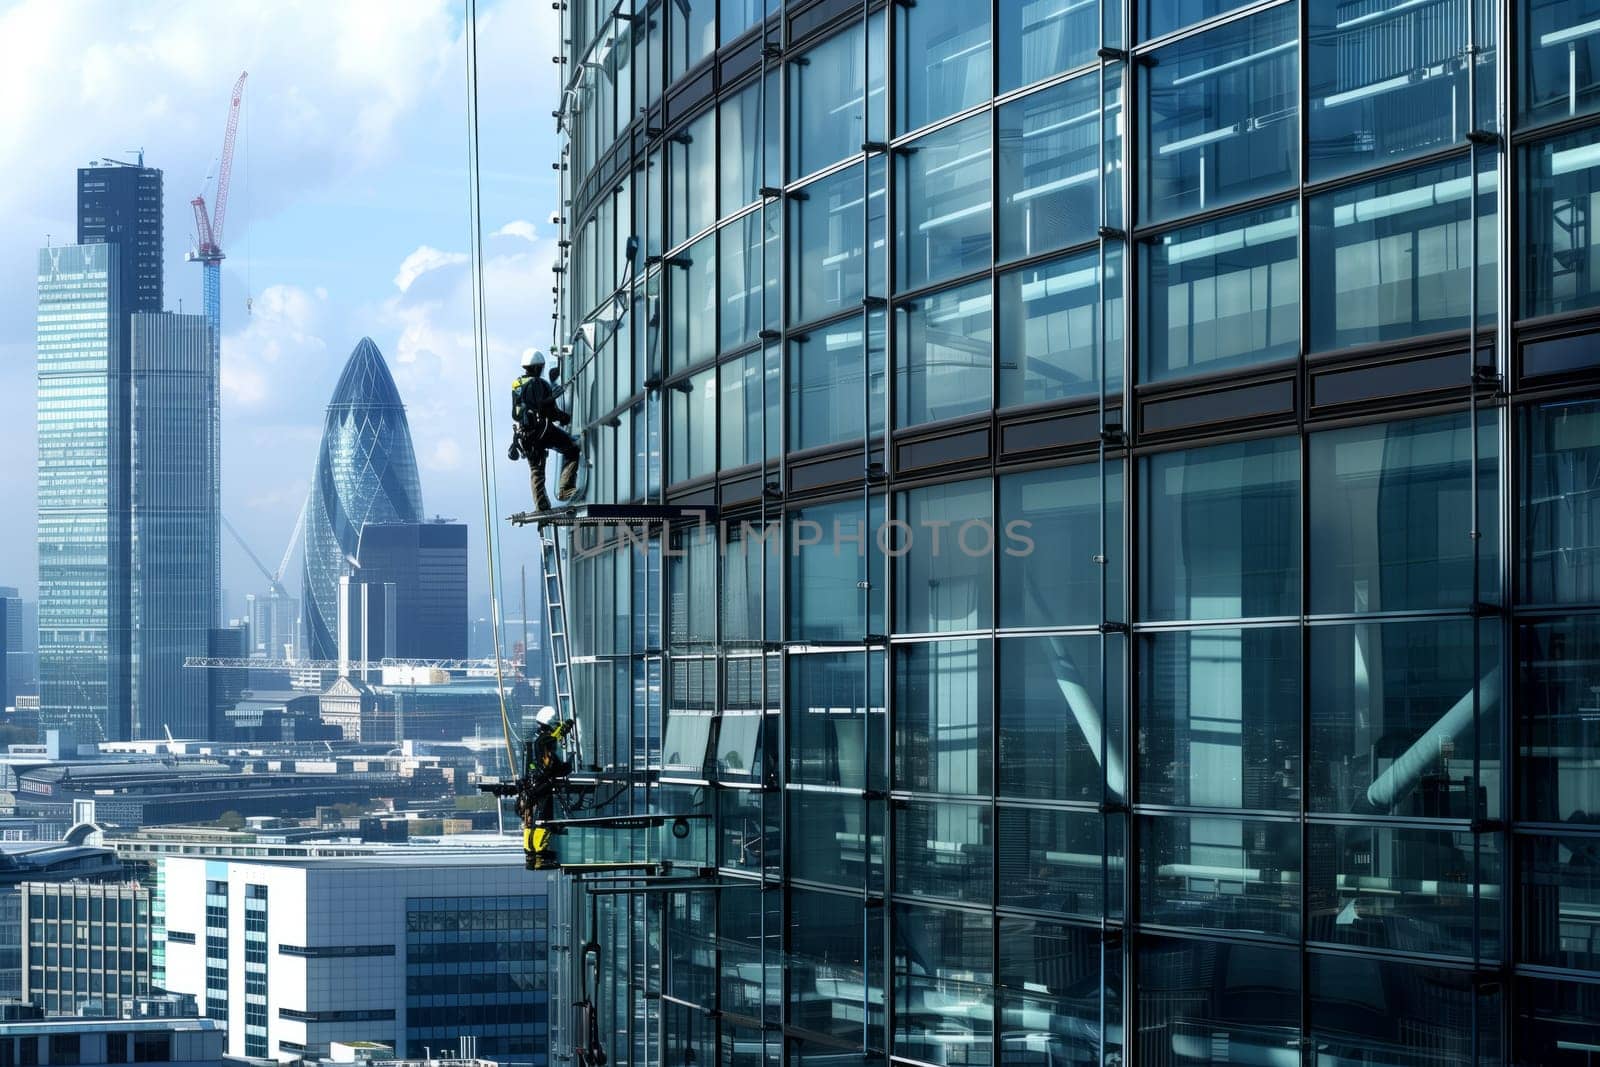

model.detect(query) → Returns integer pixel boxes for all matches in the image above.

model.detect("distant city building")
[318,674,536,744]
[302,339,423,661]
[0,589,38,710]
[353,522,468,660]
[337,576,396,677]
[245,589,299,660]
[21,880,152,1016]
[0,1012,223,1067]
[0,842,121,1003]
[128,312,216,740]
[204,627,247,738]
[162,853,548,1061]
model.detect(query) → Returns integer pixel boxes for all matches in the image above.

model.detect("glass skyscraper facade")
[302,338,425,660]
[547,0,1600,1063]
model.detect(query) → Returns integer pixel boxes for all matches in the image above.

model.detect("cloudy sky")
[0,0,561,624]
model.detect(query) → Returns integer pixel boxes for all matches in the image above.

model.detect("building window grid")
[545,0,1600,1062]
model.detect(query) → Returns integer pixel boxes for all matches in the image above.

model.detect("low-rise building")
[21,879,153,1015]
[0,1012,223,1066]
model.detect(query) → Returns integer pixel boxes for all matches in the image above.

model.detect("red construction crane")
[188,69,248,326]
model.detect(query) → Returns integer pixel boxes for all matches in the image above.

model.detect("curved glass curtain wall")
[545,0,1600,1062]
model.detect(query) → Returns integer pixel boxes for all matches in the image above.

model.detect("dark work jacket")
[512,375,569,438]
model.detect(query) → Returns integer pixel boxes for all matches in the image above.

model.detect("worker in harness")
[516,706,575,870]
[508,349,579,512]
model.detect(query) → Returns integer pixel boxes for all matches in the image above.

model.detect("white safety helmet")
[522,348,547,373]
[535,705,558,727]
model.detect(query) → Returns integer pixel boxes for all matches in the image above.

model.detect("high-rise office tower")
[352,521,468,660]
[129,312,216,739]
[36,244,121,741]
[0,588,37,709]
[302,339,423,660]
[76,161,162,318]
[543,1,1600,1062]
[245,590,299,660]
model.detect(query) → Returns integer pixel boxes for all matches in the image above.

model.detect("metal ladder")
[541,530,575,726]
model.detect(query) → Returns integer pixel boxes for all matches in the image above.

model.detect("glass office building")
[548,0,1600,1063]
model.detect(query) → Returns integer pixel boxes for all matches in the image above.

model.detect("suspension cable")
[465,0,520,772]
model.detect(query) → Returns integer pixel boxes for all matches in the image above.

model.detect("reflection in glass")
[1523,127,1600,317]
[896,279,992,428]
[668,233,717,373]
[1141,0,1252,40]
[789,887,884,1048]
[1308,0,1495,180]
[1516,976,1600,1067]
[1140,436,1301,622]
[1519,834,1600,972]
[788,497,885,642]
[1309,412,1500,614]
[1140,4,1299,223]
[998,635,1125,803]
[1137,937,1300,1064]
[1310,619,1500,819]
[998,245,1124,408]
[1519,621,1600,824]
[719,211,779,353]
[719,73,779,214]
[717,656,776,781]
[999,0,1101,93]
[997,807,1120,920]
[788,790,883,889]
[892,904,993,1061]
[895,639,991,796]
[896,478,992,633]
[667,366,716,484]
[998,919,1121,1066]
[1522,0,1600,126]
[1140,201,1299,383]
[789,159,887,327]
[998,72,1105,262]
[895,798,992,904]
[790,15,885,179]
[668,0,716,82]
[895,2,991,132]
[718,345,778,470]
[723,522,779,645]
[1308,825,1500,959]
[788,650,887,792]
[999,460,1122,628]
[1308,155,1497,353]
[668,108,716,249]
[788,311,887,452]
[1140,814,1302,938]
[897,115,993,293]
[1309,955,1500,1067]
[1523,399,1600,605]
[1139,626,1301,811]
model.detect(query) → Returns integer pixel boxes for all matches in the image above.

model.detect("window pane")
[1308,155,1497,353]
[999,460,1122,628]
[1140,4,1299,223]
[668,108,716,248]
[668,366,717,484]
[896,279,992,428]
[895,798,992,904]
[1140,201,1299,383]
[1141,814,1301,938]
[1523,399,1600,604]
[788,791,883,889]
[789,887,884,1048]
[788,650,886,791]
[1309,824,1500,959]
[717,658,773,780]
[1515,977,1600,1067]
[998,72,1102,261]
[790,17,885,179]
[789,159,887,326]
[723,523,779,644]
[997,807,1120,919]
[1141,0,1253,40]
[1137,937,1300,1063]
[788,311,887,452]
[1521,0,1600,126]
[1524,127,1600,317]
[1140,436,1301,622]
[1309,412,1500,614]
[1139,626,1301,811]
[664,665,714,774]
[895,639,991,796]
[1309,619,1500,818]
[668,233,717,373]
[999,0,1100,93]
[1309,956,1500,1067]
[1309,0,1491,180]
[719,75,779,216]
[897,114,992,292]
[718,346,778,470]
[892,904,992,1060]
[998,634,1126,803]
[998,244,1124,408]
[669,0,715,81]
[1520,620,1600,824]
[788,497,885,642]
[1518,834,1600,970]
[998,919,1121,1066]
[896,478,993,633]
[719,0,777,46]
[895,2,991,133]
[719,213,777,354]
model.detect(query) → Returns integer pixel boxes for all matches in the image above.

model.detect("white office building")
[161,852,547,1064]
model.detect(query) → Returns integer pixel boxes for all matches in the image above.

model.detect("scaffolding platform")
[509,503,718,528]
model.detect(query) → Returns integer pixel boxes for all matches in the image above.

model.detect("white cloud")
[220,283,330,410]
[492,219,539,242]
[394,246,471,293]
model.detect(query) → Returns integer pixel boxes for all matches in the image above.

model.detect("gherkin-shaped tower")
[302,337,422,659]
